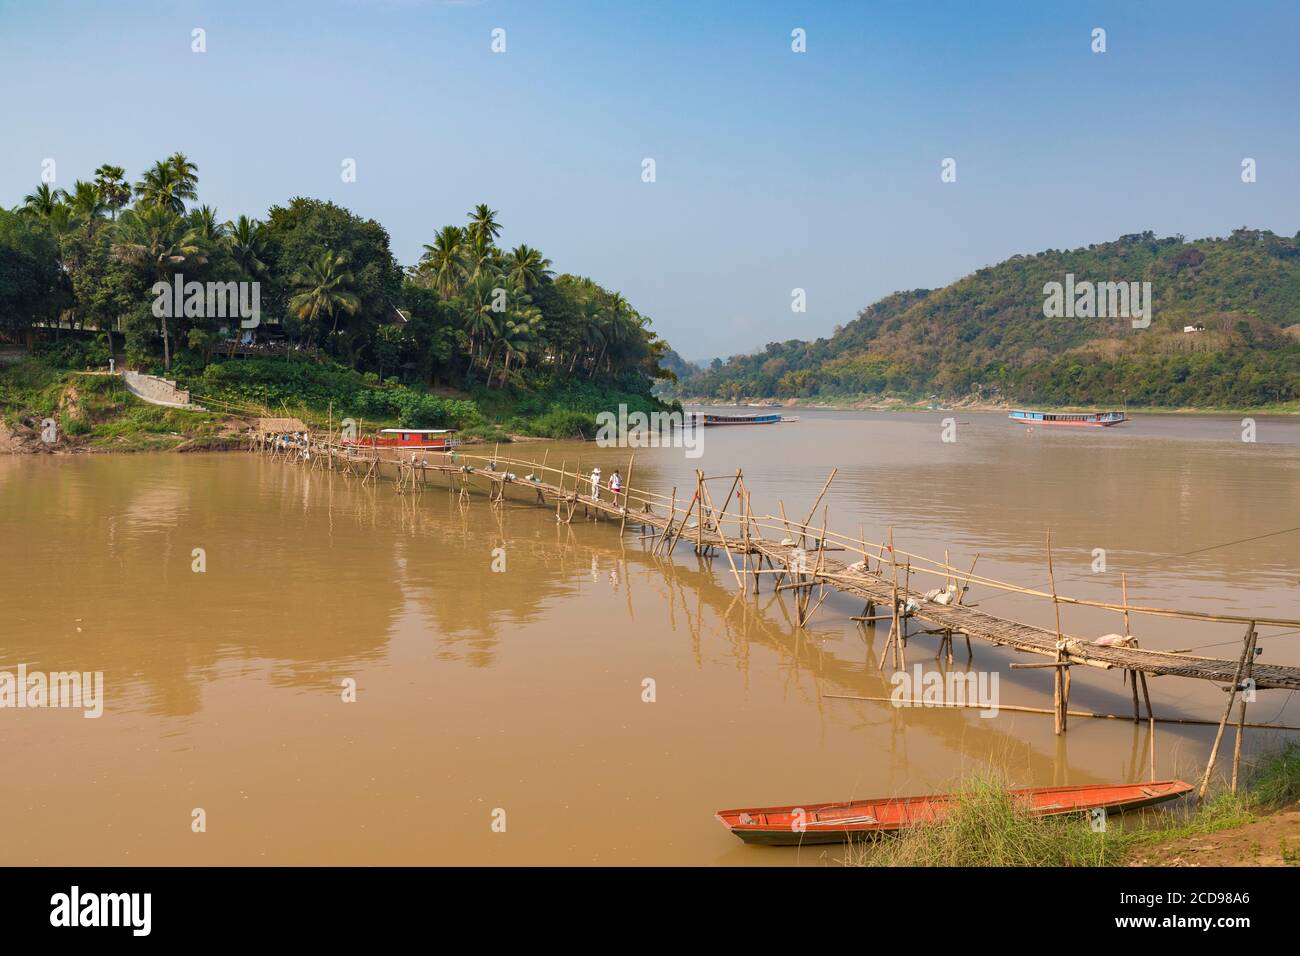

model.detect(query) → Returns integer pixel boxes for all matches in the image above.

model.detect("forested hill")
[665,230,1300,408]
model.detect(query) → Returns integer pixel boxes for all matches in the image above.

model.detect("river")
[1,409,1297,864]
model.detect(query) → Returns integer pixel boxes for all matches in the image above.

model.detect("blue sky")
[2,0,1297,361]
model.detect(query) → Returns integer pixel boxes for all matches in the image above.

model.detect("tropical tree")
[225,215,269,280]
[467,203,501,246]
[458,272,503,368]
[65,181,108,236]
[465,230,497,280]
[187,204,226,244]
[134,157,198,213]
[20,183,73,234]
[418,225,467,297]
[287,251,361,343]
[505,244,553,294]
[93,164,131,218]
[113,205,208,368]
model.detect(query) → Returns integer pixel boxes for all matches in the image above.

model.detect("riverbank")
[851,745,1300,867]
[679,395,1300,416]
[0,353,663,454]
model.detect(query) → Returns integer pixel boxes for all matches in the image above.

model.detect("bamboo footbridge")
[251,421,1300,795]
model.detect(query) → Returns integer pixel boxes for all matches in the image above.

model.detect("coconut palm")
[93,164,131,218]
[418,225,467,298]
[458,272,504,367]
[187,205,226,244]
[113,205,208,369]
[20,180,67,219]
[467,203,501,246]
[287,251,361,341]
[65,180,107,225]
[505,244,554,294]
[167,153,199,194]
[225,215,268,280]
[134,158,197,213]
[465,230,498,280]
[493,306,543,386]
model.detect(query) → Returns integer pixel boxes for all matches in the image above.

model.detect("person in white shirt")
[590,467,601,501]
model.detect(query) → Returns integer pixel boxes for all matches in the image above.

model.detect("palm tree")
[493,306,543,386]
[93,164,131,219]
[465,230,497,280]
[114,206,208,369]
[167,153,199,194]
[65,181,108,236]
[134,158,197,213]
[187,205,226,244]
[287,251,361,342]
[505,244,554,294]
[418,225,467,298]
[225,215,268,280]
[574,300,606,373]
[458,273,503,367]
[21,182,67,219]
[467,203,501,246]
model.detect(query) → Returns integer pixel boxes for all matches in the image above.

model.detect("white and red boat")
[1009,409,1127,427]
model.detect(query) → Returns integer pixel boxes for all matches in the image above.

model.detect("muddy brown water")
[1,410,1297,865]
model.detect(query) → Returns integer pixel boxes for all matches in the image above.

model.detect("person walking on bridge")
[590,466,602,501]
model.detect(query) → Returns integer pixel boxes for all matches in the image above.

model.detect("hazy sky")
[2,0,1298,361]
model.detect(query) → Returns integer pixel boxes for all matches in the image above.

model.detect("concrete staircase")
[122,370,205,410]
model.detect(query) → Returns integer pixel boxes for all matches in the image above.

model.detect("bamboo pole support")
[701,475,743,590]
[1231,626,1260,793]
[619,454,634,536]
[798,468,837,548]
[1197,621,1256,799]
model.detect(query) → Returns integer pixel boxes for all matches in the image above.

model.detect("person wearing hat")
[590,466,602,501]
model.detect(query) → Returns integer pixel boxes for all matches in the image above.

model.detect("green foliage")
[60,408,91,435]
[0,208,68,333]
[853,744,1300,867]
[672,232,1300,408]
[32,337,109,370]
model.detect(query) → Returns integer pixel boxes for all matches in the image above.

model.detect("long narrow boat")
[716,780,1193,846]
[702,412,784,426]
[1009,408,1127,427]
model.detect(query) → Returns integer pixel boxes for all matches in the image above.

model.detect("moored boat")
[698,413,793,426]
[348,428,460,450]
[716,779,1193,845]
[1009,409,1127,427]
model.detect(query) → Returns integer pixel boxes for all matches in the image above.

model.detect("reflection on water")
[0,410,1297,864]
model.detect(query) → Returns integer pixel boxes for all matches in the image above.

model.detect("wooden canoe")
[716,780,1194,846]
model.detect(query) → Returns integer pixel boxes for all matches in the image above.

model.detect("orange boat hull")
[716,780,1194,846]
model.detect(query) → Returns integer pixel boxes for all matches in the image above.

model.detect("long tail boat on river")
[697,412,798,425]
[716,780,1194,845]
[1009,409,1128,427]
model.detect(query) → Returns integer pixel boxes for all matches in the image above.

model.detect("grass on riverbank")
[848,744,1300,867]
[2,351,678,451]
[0,359,235,451]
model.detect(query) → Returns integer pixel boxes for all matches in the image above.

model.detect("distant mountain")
[664,229,1300,408]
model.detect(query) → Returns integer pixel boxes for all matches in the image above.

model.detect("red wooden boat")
[348,428,459,450]
[716,780,1193,846]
